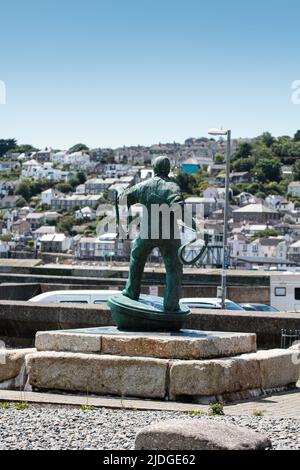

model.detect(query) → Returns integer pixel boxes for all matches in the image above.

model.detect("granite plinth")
[35,327,257,359]
[28,328,300,402]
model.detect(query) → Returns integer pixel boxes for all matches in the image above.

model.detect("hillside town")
[1,133,300,270]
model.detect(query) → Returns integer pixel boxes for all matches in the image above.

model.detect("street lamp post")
[208,128,231,309]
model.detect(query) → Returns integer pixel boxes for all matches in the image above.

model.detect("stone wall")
[0,301,299,349]
[0,280,270,305]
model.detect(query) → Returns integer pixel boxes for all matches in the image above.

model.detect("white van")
[270,272,300,312]
[28,289,120,305]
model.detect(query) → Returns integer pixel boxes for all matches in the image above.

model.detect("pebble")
[0,406,299,450]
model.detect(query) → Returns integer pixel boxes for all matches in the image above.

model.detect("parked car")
[180,298,245,311]
[240,303,279,312]
[28,289,120,305]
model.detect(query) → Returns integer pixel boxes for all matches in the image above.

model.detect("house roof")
[217,172,250,178]
[255,237,284,246]
[33,226,56,234]
[233,204,278,214]
[79,237,97,243]
[246,224,268,231]
[236,256,293,264]
[185,197,216,203]
[182,158,199,165]
[40,233,67,242]
[26,212,45,219]
[22,159,40,166]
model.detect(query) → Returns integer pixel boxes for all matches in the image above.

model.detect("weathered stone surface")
[101,331,256,359]
[169,348,300,400]
[0,348,35,382]
[169,355,261,399]
[135,419,272,450]
[35,331,101,353]
[26,352,168,398]
[34,327,256,359]
[255,349,300,389]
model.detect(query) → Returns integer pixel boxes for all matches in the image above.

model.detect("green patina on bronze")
[108,156,191,331]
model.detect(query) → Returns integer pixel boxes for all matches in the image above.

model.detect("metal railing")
[281,329,300,349]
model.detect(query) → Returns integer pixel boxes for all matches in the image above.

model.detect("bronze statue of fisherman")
[108,156,192,331]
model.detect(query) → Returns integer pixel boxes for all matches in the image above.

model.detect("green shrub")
[15,401,29,411]
[208,402,224,416]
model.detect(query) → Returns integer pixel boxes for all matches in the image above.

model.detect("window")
[295,288,300,300]
[60,300,88,304]
[94,300,107,305]
[275,287,286,297]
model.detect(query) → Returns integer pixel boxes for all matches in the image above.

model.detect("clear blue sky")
[1,0,300,149]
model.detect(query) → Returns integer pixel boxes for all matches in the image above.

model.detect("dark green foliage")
[0,139,17,157]
[254,158,281,183]
[251,228,279,240]
[15,179,52,201]
[68,143,89,153]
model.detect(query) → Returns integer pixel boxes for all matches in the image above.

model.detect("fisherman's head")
[153,156,171,177]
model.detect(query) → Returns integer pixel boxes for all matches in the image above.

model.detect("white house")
[265,195,294,213]
[33,225,56,241]
[40,233,72,253]
[0,241,11,257]
[288,182,300,197]
[229,236,288,261]
[51,151,67,165]
[41,188,63,206]
[21,160,70,182]
[75,206,96,221]
[75,233,121,259]
[62,151,92,169]
[184,197,216,218]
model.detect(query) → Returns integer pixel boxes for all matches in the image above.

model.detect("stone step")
[35,327,257,360]
[25,346,300,403]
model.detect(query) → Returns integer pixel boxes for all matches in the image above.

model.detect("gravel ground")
[0,405,299,450]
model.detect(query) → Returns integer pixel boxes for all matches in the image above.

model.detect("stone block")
[34,327,256,359]
[26,352,168,398]
[255,349,300,389]
[35,331,101,353]
[169,355,261,399]
[135,419,272,450]
[101,331,256,359]
[0,348,35,382]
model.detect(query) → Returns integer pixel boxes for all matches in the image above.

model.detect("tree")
[294,130,300,141]
[259,132,275,148]
[76,171,87,184]
[15,180,32,201]
[175,172,197,194]
[0,234,12,242]
[16,196,27,207]
[251,228,279,240]
[14,179,51,201]
[265,181,285,196]
[0,139,17,157]
[214,153,225,164]
[14,144,38,153]
[57,216,75,234]
[232,142,253,160]
[68,143,89,153]
[56,182,73,193]
[252,145,274,161]
[231,157,255,172]
[292,159,300,181]
[254,158,281,183]
[69,176,80,188]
